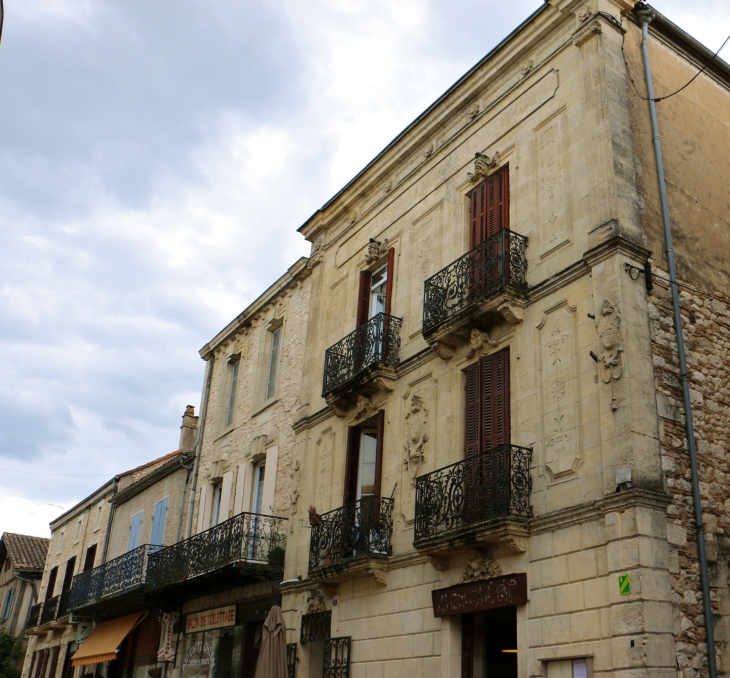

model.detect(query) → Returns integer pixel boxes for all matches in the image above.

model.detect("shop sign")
[185,606,236,634]
[158,612,180,661]
[431,573,527,617]
[75,621,93,644]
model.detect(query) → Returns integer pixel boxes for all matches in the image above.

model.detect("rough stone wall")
[648,274,730,677]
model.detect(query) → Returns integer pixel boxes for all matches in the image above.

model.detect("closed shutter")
[482,348,510,450]
[486,165,509,237]
[470,179,487,249]
[61,557,76,594]
[384,248,395,316]
[127,512,143,552]
[47,646,60,678]
[34,648,48,678]
[464,361,481,458]
[374,410,385,498]
[150,497,169,546]
[343,426,360,506]
[356,271,372,327]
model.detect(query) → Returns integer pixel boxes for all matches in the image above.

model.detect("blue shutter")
[2,589,14,620]
[127,512,143,551]
[150,497,169,547]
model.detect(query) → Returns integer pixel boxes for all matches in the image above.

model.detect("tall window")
[211,485,223,526]
[93,503,103,531]
[252,463,266,515]
[469,165,509,249]
[127,511,143,551]
[150,497,169,546]
[369,265,387,318]
[356,249,395,328]
[1,590,14,620]
[56,531,64,554]
[224,358,240,428]
[356,429,378,501]
[61,556,76,594]
[45,567,58,601]
[82,545,97,572]
[73,517,83,543]
[264,327,282,401]
[344,411,385,506]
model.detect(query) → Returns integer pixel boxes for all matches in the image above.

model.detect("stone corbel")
[427,554,450,572]
[366,565,388,586]
[500,535,527,553]
[572,19,602,47]
[468,152,499,183]
[320,583,339,598]
[371,376,395,394]
[498,301,525,325]
[465,329,497,359]
[432,341,456,361]
[328,400,350,419]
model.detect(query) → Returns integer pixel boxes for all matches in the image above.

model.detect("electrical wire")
[0,468,109,477]
[621,13,730,103]
[650,271,730,305]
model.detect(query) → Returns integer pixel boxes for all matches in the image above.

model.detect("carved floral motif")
[403,395,429,485]
[461,551,503,583]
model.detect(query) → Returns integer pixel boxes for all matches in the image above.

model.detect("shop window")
[462,606,517,678]
[180,626,243,678]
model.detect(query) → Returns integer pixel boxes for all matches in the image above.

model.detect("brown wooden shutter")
[34,649,48,678]
[464,361,481,458]
[356,271,372,327]
[343,426,360,506]
[486,165,509,237]
[384,248,395,316]
[47,646,60,678]
[61,557,76,594]
[481,348,511,450]
[28,651,37,678]
[83,545,96,573]
[469,179,487,249]
[45,567,58,601]
[374,410,385,497]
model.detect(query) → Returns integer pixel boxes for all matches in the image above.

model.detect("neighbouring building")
[0,533,49,666]
[19,1,730,677]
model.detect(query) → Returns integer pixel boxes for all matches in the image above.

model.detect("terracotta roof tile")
[1,533,49,571]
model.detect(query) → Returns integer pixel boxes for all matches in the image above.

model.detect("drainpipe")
[101,478,119,564]
[186,356,214,539]
[635,7,717,677]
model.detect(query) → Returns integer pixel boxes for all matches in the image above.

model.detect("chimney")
[179,405,199,454]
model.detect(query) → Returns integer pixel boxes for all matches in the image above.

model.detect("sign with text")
[158,612,180,661]
[431,573,527,617]
[185,606,236,634]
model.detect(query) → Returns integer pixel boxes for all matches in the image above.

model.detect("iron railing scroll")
[422,229,527,332]
[25,602,42,630]
[300,611,331,644]
[147,511,287,591]
[68,544,151,610]
[322,313,402,397]
[39,596,59,625]
[323,638,351,678]
[286,643,297,678]
[309,496,393,571]
[414,444,532,542]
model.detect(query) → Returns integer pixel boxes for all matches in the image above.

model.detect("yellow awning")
[71,612,145,667]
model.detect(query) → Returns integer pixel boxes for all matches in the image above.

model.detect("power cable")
[0,468,109,477]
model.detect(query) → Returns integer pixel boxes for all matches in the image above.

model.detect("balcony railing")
[68,545,151,610]
[25,602,42,630]
[309,496,393,571]
[414,444,532,542]
[322,313,402,397]
[147,511,287,591]
[39,596,60,625]
[422,229,528,333]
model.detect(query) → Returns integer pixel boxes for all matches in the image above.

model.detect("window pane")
[225,361,239,428]
[265,328,281,401]
[358,431,378,497]
[253,464,266,514]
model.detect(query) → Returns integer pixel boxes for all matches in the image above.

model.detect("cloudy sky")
[1,0,728,538]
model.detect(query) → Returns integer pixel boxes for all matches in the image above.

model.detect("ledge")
[308,555,390,587]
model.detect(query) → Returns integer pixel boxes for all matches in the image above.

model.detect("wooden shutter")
[45,567,58,601]
[356,271,372,327]
[61,557,76,594]
[469,179,487,249]
[82,545,96,573]
[464,361,481,458]
[28,652,36,678]
[481,348,511,450]
[374,410,385,497]
[47,646,60,678]
[384,248,395,316]
[486,165,509,238]
[343,426,360,506]
[34,649,48,678]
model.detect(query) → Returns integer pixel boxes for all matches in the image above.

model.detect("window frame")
[1,589,14,620]
[222,355,241,430]
[263,324,283,403]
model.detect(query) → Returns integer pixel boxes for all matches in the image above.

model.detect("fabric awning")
[71,612,145,667]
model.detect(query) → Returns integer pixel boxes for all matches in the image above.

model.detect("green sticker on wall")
[619,573,631,596]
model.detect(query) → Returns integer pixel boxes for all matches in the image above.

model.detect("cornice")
[292,405,334,435]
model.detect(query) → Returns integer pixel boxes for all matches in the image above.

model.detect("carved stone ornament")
[576,4,593,23]
[382,178,393,194]
[461,551,503,583]
[367,566,388,586]
[572,19,602,47]
[348,211,358,225]
[422,143,434,161]
[520,58,533,77]
[432,341,456,361]
[290,460,301,516]
[364,238,390,265]
[598,298,623,411]
[428,554,449,572]
[354,394,377,421]
[306,589,327,614]
[320,584,339,598]
[468,151,499,183]
[466,103,480,121]
[307,235,324,269]
[465,328,496,359]
[403,395,429,486]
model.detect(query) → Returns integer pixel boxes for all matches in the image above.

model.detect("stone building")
[0,533,49,665]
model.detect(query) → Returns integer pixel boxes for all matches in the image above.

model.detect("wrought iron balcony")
[25,602,42,630]
[422,229,527,334]
[147,511,287,592]
[309,496,393,572]
[322,313,402,398]
[39,596,60,625]
[414,444,532,543]
[68,544,151,611]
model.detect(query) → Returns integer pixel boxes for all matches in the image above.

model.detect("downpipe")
[635,7,717,676]
[185,355,214,539]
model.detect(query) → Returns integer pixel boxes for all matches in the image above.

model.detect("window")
[223,357,240,428]
[369,265,387,318]
[45,566,58,601]
[469,165,509,249]
[1,589,14,620]
[344,411,385,506]
[545,658,591,678]
[150,497,169,546]
[73,517,83,543]
[127,511,143,551]
[264,326,282,401]
[93,503,103,531]
[82,545,97,572]
[211,485,223,527]
[462,607,517,678]
[56,531,64,554]
[61,556,76,594]
[252,463,266,515]
[356,249,395,327]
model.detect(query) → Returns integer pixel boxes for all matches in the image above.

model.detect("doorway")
[462,606,517,678]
